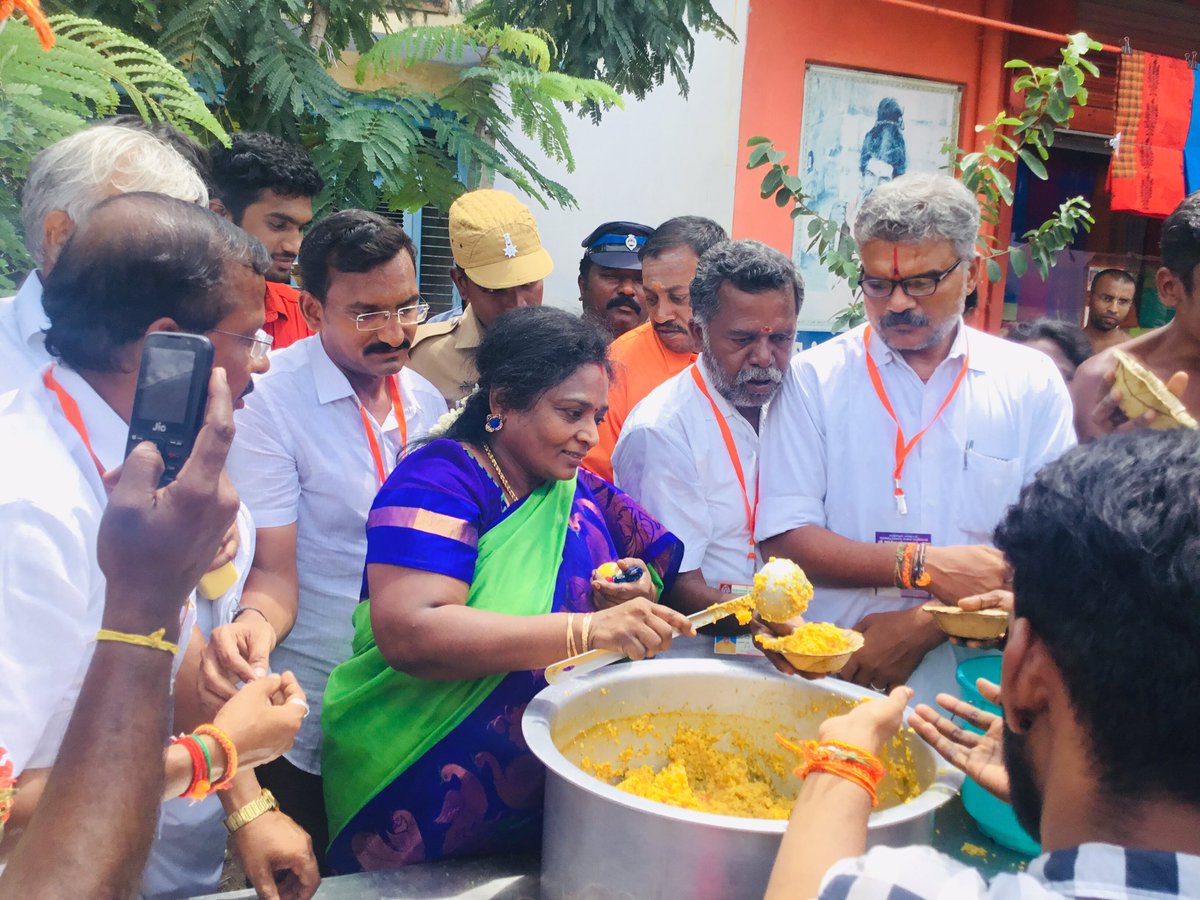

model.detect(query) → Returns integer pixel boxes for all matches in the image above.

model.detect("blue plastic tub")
[955,656,1041,857]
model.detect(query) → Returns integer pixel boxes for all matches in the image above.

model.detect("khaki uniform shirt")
[408,304,484,406]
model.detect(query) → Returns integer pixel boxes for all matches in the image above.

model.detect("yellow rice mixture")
[750,558,814,622]
[576,708,922,820]
[614,725,794,819]
[755,622,852,655]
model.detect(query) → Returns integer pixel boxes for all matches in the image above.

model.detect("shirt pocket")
[955,448,1023,543]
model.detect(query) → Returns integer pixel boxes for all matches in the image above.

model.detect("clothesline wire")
[869,0,1197,66]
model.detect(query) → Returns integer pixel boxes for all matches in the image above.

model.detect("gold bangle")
[96,627,179,655]
[581,613,593,651]
[566,613,577,657]
[223,789,279,834]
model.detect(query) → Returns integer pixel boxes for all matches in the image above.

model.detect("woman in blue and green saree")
[321,308,692,873]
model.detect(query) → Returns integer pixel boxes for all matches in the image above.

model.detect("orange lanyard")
[43,366,106,478]
[358,376,407,487]
[863,325,969,516]
[690,366,757,560]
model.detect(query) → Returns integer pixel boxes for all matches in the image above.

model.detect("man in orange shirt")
[583,216,727,480]
[210,133,326,350]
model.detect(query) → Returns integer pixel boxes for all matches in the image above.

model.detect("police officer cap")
[580,221,654,271]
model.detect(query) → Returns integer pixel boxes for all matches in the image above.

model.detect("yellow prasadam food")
[755,622,852,655]
[754,625,864,674]
[1112,348,1199,430]
[575,709,921,819]
[750,557,814,623]
[594,561,622,581]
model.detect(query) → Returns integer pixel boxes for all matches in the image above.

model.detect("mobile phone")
[125,332,214,486]
[611,565,644,584]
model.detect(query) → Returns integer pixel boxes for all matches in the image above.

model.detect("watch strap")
[224,788,279,834]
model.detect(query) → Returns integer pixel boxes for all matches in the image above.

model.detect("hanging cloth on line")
[1109,49,1194,217]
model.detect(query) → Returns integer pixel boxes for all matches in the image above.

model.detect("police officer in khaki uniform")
[409,189,554,405]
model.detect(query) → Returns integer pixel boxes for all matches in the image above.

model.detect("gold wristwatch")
[224,788,279,834]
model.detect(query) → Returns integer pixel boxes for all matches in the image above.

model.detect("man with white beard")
[613,240,802,619]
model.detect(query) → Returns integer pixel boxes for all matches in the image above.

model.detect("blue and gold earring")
[484,413,504,433]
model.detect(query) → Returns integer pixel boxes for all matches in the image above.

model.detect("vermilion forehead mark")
[892,246,901,278]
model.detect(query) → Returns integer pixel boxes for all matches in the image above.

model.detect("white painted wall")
[494,0,750,313]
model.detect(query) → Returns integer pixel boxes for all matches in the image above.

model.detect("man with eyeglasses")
[0,193,320,899]
[755,173,1075,708]
[218,210,444,868]
[408,189,553,406]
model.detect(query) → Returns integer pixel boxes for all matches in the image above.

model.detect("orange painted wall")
[732,0,1015,326]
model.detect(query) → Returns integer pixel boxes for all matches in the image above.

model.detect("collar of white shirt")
[308,333,361,407]
[43,364,129,474]
[867,318,987,377]
[15,271,48,350]
[693,353,764,431]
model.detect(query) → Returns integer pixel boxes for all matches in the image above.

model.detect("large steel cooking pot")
[524,658,962,900]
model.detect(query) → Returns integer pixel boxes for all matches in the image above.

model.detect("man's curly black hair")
[209,132,325,223]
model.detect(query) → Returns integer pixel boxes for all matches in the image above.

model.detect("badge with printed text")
[712,583,763,656]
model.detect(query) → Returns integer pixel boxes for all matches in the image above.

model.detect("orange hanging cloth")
[0,0,56,50]
[1109,50,1193,217]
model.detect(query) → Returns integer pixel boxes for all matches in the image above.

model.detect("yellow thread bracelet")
[96,627,179,655]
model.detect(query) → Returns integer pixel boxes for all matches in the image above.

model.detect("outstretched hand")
[908,677,1009,803]
[819,685,914,757]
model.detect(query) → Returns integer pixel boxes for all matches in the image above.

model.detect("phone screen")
[134,346,194,424]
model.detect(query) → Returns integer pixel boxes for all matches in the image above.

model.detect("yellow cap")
[449,189,554,290]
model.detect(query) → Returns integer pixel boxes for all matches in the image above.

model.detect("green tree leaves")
[0,12,227,287]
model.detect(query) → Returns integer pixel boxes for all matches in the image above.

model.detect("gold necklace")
[482,441,519,504]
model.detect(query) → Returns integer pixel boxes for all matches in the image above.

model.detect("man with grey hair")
[0,124,209,395]
[756,173,1074,705]
[613,239,802,622]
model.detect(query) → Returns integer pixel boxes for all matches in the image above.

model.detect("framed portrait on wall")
[792,64,963,333]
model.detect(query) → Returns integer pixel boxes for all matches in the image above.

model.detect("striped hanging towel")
[1109,50,1194,217]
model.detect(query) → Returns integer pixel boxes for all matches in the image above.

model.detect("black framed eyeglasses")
[858,259,967,299]
[348,300,431,331]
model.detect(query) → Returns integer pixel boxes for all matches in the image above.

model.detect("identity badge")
[713,583,763,656]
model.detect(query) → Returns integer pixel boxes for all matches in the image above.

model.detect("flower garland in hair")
[0,747,16,840]
[428,383,479,438]
[0,0,56,50]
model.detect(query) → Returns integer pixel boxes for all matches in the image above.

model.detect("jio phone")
[125,332,214,486]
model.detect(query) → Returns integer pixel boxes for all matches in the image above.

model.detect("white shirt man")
[0,273,48,396]
[0,367,235,897]
[756,322,1075,703]
[613,240,803,643]
[225,333,443,776]
[614,357,760,594]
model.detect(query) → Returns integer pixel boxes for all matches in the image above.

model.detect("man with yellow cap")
[409,189,554,405]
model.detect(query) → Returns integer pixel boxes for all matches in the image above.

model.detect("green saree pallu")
[321,473,575,846]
